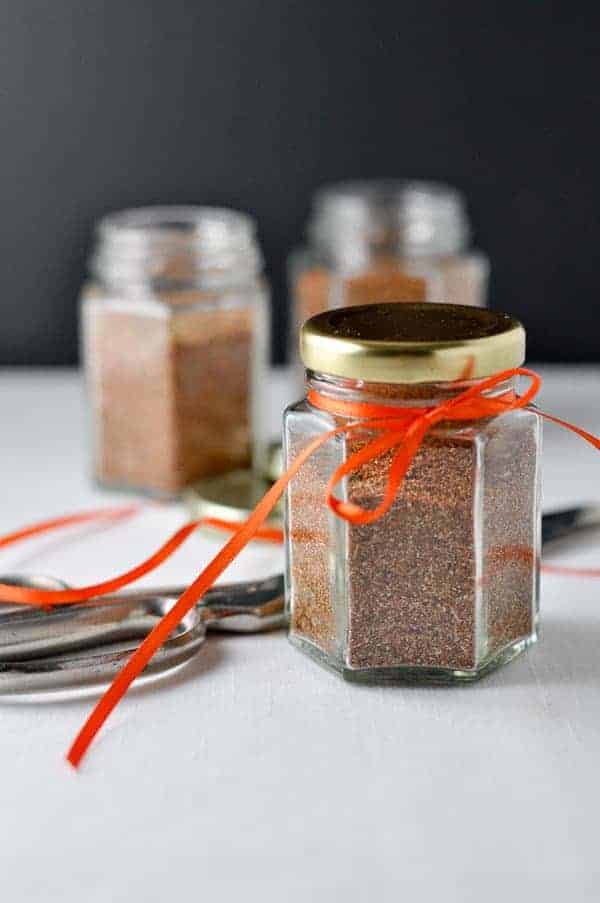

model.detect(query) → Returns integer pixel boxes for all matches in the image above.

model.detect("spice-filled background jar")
[81,207,270,496]
[284,303,541,682]
[288,180,489,364]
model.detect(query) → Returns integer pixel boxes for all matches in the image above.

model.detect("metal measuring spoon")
[0,573,285,657]
[0,574,285,693]
[0,595,207,694]
[542,506,600,546]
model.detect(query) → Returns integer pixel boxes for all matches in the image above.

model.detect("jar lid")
[300,302,525,383]
[183,469,283,528]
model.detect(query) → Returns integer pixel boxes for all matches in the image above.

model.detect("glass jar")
[289,180,489,363]
[81,206,270,496]
[284,303,541,682]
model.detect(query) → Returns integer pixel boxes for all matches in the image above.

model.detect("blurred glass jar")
[289,180,489,360]
[80,206,270,496]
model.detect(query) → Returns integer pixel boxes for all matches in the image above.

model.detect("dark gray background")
[1,1,598,364]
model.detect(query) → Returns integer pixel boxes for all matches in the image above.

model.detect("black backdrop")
[1,1,598,364]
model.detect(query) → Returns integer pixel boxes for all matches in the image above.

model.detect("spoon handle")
[0,575,285,660]
[0,605,206,695]
[542,506,600,547]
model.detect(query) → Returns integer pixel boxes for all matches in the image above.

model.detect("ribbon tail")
[0,505,140,551]
[537,409,600,450]
[67,429,333,768]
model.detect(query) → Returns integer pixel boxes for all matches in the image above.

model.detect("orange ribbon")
[0,515,283,607]
[0,367,598,767]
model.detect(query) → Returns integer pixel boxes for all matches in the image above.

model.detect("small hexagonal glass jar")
[80,206,270,496]
[284,303,541,683]
[288,180,489,372]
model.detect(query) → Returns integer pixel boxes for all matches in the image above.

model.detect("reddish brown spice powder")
[295,264,426,324]
[84,293,253,495]
[294,256,485,328]
[286,432,339,654]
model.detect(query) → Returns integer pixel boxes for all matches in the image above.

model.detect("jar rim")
[90,205,263,290]
[97,206,256,247]
[308,179,471,257]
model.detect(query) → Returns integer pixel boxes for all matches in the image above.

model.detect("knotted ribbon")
[0,367,598,767]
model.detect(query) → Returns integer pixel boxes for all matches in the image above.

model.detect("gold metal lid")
[184,469,283,529]
[300,302,525,383]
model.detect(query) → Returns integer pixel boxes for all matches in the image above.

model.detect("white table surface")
[1,365,599,901]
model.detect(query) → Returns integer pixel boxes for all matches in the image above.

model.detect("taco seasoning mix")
[284,303,541,682]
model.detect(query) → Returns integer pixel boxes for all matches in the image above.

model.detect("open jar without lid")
[81,206,270,496]
[288,180,489,366]
[284,303,541,682]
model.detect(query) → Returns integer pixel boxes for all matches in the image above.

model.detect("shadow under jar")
[288,180,489,365]
[284,303,541,683]
[81,207,270,496]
